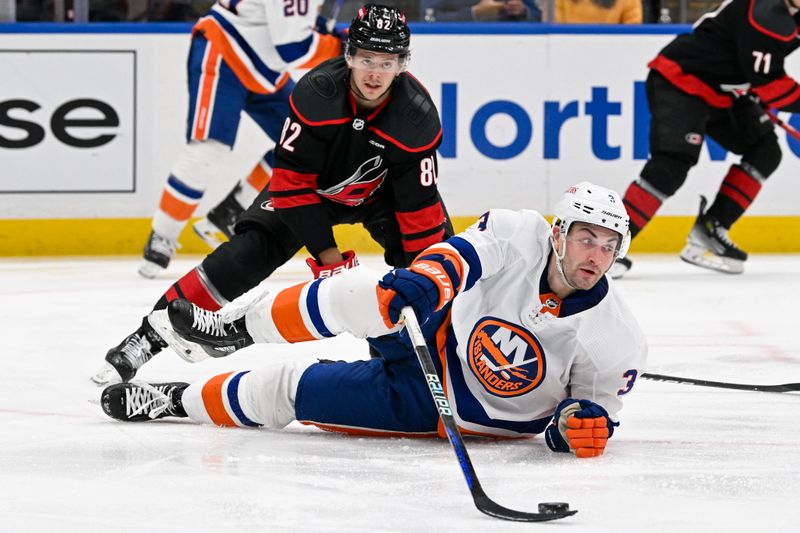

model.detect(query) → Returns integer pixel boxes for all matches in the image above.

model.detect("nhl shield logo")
[352,118,365,131]
[467,317,546,397]
[685,132,703,145]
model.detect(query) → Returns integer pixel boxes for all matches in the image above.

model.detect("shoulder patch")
[749,0,798,42]
[308,70,339,100]
[402,92,433,127]
[291,57,351,125]
[370,73,442,154]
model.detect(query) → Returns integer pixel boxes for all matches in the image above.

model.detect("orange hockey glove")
[544,398,616,458]
[376,250,463,327]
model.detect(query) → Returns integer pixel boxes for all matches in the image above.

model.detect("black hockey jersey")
[268,56,447,259]
[650,0,800,111]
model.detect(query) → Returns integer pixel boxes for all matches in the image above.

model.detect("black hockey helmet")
[347,4,410,57]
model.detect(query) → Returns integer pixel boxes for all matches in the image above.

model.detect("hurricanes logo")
[317,155,387,206]
[467,317,546,397]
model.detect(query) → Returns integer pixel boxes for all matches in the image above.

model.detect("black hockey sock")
[170,384,189,418]
[706,165,761,228]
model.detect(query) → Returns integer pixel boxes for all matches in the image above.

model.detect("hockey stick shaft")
[729,90,800,142]
[400,307,576,522]
[764,108,800,142]
[641,372,800,393]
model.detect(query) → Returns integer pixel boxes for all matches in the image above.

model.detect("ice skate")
[192,187,244,249]
[680,196,747,274]
[192,217,227,249]
[149,299,253,362]
[608,257,632,279]
[91,319,168,385]
[101,382,188,422]
[139,230,178,278]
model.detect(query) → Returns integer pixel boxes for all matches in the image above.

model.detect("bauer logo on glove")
[306,250,359,279]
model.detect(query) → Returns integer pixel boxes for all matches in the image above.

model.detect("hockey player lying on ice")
[101,182,647,459]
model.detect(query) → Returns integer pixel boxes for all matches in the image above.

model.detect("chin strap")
[551,234,580,292]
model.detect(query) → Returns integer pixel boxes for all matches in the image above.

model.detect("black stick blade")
[473,495,578,522]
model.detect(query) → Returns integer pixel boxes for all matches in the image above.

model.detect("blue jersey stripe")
[306,279,333,338]
[167,175,203,200]
[275,34,314,64]
[209,11,283,86]
[227,371,261,427]
[228,0,243,14]
[446,236,482,290]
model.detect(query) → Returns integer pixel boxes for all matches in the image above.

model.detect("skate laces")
[191,305,229,337]
[149,232,178,257]
[125,382,172,419]
[120,335,152,367]
[705,219,741,251]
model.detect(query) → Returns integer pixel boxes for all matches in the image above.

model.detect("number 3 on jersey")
[279,117,302,152]
[419,156,437,186]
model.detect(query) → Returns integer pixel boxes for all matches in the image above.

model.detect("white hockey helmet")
[552,181,631,259]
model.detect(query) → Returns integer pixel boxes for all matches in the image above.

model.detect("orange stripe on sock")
[201,372,237,427]
[193,45,221,140]
[159,190,198,221]
[271,282,315,343]
[245,163,271,193]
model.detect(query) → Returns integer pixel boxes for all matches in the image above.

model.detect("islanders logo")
[467,317,546,397]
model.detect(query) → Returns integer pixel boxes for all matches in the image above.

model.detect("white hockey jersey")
[246,209,648,438]
[193,0,341,94]
[426,209,648,436]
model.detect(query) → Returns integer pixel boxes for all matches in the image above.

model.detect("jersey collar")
[537,268,609,318]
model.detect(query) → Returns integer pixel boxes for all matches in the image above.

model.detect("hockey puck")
[538,502,570,514]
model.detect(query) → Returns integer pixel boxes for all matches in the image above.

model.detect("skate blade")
[680,244,744,274]
[608,262,630,279]
[91,362,123,386]
[192,219,225,250]
[138,260,166,279]
[148,310,210,364]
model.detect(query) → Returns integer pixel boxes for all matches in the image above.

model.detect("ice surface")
[1,255,798,532]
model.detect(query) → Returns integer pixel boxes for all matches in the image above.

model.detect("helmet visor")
[346,46,408,73]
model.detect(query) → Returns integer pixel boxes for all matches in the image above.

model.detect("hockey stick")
[641,372,800,393]
[401,307,577,522]
[729,89,800,142]
[764,108,800,143]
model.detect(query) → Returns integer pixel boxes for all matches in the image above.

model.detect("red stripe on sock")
[624,203,648,232]
[623,182,662,232]
[165,286,179,302]
[722,166,762,202]
[625,182,662,219]
[176,268,221,311]
[719,183,752,210]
